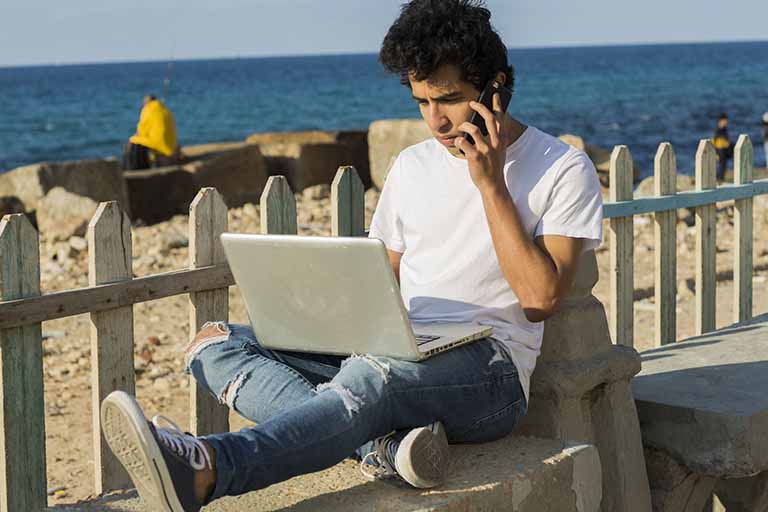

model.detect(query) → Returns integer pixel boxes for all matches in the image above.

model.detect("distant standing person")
[762,112,768,167]
[712,113,732,181]
[123,95,181,170]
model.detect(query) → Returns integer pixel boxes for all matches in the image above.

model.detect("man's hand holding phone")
[455,81,514,193]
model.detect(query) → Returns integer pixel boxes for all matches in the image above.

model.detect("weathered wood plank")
[88,202,135,493]
[188,189,230,436]
[602,178,768,218]
[331,166,366,237]
[0,264,234,330]
[695,140,717,335]
[733,135,753,323]
[260,177,297,235]
[0,214,46,512]
[609,146,635,347]
[654,143,677,345]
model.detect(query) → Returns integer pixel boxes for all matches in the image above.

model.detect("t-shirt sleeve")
[368,156,406,253]
[534,150,603,252]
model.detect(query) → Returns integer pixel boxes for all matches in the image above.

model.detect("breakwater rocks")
[3,120,764,241]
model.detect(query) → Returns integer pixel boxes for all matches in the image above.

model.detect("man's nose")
[427,103,449,131]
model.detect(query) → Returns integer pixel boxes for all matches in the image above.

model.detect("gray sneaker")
[360,421,450,489]
[100,390,212,512]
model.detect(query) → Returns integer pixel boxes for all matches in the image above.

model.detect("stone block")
[36,187,99,241]
[62,437,603,512]
[368,119,432,189]
[514,250,651,511]
[0,158,130,215]
[633,313,768,478]
[124,167,196,224]
[253,130,370,192]
[125,143,269,223]
[559,134,641,185]
[645,447,716,512]
[714,471,768,512]
[183,143,269,208]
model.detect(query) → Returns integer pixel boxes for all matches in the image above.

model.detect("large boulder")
[559,134,641,186]
[0,158,130,215]
[368,119,432,189]
[125,142,269,224]
[247,130,371,191]
[36,187,99,241]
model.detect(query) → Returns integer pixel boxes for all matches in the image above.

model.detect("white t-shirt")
[368,126,603,402]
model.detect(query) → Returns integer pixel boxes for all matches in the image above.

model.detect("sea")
[1,41,767,179]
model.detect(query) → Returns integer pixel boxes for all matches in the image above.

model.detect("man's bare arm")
[480,186,583,322]
[387,249,403,285]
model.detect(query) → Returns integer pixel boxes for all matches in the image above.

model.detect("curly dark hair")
[379,0,514,93]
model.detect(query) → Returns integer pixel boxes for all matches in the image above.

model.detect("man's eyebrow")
[411,91,464,101]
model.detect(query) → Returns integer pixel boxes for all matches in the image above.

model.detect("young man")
[100,1,602,510]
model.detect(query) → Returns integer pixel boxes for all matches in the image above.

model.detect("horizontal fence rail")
[0,133,765,509]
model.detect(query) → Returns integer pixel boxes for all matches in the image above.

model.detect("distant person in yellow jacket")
[712,113,732,182]
[122,95,182,170]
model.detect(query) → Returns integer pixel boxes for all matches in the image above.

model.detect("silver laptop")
[220,233,492,361]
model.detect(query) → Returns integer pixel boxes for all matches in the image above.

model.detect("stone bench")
[633,313,768,511]
[49,437,601,512]
[53,250,649,511]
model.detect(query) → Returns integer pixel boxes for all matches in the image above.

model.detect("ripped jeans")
[185,322,527,501]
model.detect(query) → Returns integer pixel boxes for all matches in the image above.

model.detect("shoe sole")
[395,421,449,488]
[100,391,185,512]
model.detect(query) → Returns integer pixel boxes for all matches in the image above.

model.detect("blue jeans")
[186,322,526,501]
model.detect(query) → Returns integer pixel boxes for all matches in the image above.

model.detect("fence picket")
[695,140,717,335]
[733,135,754,323]
[261,177,298,235]
[88,202,135,494]
[609,146,635,347]
[331,166,365,237]
[0,214,46,512]
[189,189,230,435]
[654,143,677,345]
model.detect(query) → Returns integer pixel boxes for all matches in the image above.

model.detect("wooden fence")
[0,136,766,509]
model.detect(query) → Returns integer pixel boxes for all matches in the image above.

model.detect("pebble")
[153,377,172,391]
[69,236,87,252]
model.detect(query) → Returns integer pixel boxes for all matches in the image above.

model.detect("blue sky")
[2,0,767,67]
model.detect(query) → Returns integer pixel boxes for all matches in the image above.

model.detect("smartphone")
[461,80,513,150]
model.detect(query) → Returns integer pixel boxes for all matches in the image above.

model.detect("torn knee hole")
[185,321,231,365]
[316,382,364,415]
[342,354,391,383]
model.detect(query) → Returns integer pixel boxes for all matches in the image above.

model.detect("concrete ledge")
[49,436,601,511]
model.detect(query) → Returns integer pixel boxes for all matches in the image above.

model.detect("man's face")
[143,96,153,106]
[409,64,482,158]
[718,118,728,129]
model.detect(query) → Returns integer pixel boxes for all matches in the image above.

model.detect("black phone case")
[463,81,512,146]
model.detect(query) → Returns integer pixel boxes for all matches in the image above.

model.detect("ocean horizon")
[2,40,767,179]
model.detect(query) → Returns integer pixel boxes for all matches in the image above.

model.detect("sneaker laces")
[360,431,399,480]
[152,415,213,471]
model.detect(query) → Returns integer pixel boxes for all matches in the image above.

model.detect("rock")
[182,142,269,207]
[153,377,172,392]
[559,134,642,185]
[246,130,371,192]
[0,195,26,216]
[369,119,432,189]
[302,184,331,200]
[634,174,697,198]
[124,166,196,224]
[165,234,188,250]
[125,143,269,224]
[36,187,99,241]
[0,158,129,215]
[146,335,161,346]
[68,236,87,252]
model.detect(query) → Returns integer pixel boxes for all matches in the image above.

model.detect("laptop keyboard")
[415,334,441,345]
